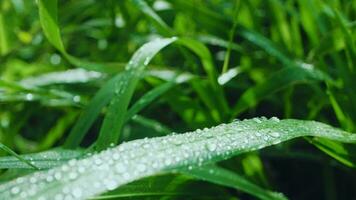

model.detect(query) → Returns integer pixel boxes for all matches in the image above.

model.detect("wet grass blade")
[95,37,177,150]
[2,117,356,200]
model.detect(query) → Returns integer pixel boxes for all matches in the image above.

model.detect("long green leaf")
[2,117,356,199]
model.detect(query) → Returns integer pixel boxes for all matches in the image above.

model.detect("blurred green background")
[0,0,355,199]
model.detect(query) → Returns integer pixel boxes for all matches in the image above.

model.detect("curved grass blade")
[37,0,65,52]
[232,66,331,116]
[131,0,173,36]
[2,118,356,200]
[95,37,177,150]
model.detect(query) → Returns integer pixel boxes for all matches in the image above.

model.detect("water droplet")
[205,142,217,152]
[69,172,78,180]
[54,172,62,180]
[270,116,280,122]
[137,163,146,172]
[73,95,81,103]
[143,57,150,65]
[11,187,20,194]
[25,93,34,101]
[269,132,281,138]
[253,118,262,123]
[46,176,54,182]
[29,177,37,183]
[115,163,126,173]
[72,188,82,198]
[104,180,117,191]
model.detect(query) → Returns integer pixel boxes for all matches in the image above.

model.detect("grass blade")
[125,81,176,122]
[37,0,65,52]
[2,117,356,199]
[37,0,124,73]
[180,165,287,200]
[64,37,177,149]
[0,143,38,170]
[0,148,82,169]
[95,37,177,150]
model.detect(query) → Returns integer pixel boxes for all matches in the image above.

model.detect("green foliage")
[0,0,355,199]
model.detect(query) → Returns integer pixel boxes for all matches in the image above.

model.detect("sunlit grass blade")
[2,118,356,199]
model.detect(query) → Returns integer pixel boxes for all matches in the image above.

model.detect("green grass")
[0,0,355,199]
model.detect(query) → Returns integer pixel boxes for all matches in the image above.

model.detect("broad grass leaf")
[2,118,356,199]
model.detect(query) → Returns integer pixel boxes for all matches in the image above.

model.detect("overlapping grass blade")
[0,143,38,170]
[2,118,356,200]
[64,37,177,149]
[131,0,229,121]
